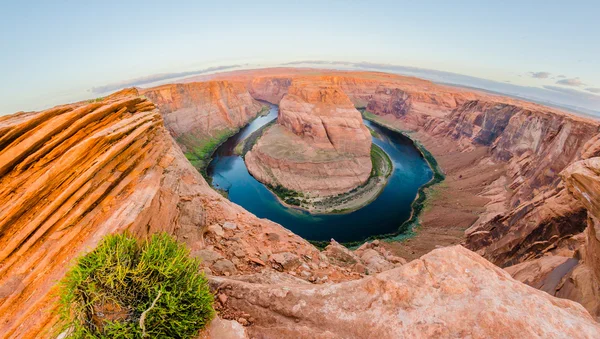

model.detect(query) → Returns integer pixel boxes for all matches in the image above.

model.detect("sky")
[1,0,599,115]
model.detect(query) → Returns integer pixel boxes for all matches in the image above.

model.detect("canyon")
[1,69,600,338]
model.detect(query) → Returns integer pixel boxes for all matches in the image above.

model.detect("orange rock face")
[0,89,353,338]
[229,69,600,265]
[245,81,372,196]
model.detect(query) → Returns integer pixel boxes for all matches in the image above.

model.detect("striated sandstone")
[223,69,600,266]
[246,81,372,196]
[2,69,600,337]
[0,90,350,338]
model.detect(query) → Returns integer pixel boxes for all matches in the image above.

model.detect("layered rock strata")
[224,69,600,266]
[245,81,372,196]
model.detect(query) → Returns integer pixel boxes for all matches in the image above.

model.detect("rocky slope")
[141,81,265,169]
[245,81,372,197]
[211,246,600,338]
[0,90,367,338]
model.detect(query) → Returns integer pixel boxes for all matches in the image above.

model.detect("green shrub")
[57,233,214,338]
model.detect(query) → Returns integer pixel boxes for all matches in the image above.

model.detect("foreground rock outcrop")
[245,81,372,197]
[0,90,350,338]
[211,246,600,338]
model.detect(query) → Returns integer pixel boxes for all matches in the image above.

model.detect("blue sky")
[1,0,599,114]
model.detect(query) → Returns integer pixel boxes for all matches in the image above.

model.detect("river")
[207,103,433,243]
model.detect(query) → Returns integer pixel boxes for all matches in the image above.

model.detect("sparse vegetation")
[180,129,236,175]
[56,233,214,338]
[87,97,104,103]
[234,119,277,156]
[269,184,304,206]
[361,110,446,241]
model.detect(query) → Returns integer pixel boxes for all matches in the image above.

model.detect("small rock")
[269,252,301,271]
[234,249,246,258]
[266,233,280,242]
[212,259,238,276]
[223,222,238,230]
[352,263,367,274]
[205,317,247,339]
[192,249,224,265]
[372,240,380,246]
[260,253,269,262]
[237,317,249,326]
[207,224,225,237]
[323,240,360,267]
[300,270,311,279]
[201,267,213,276]
[218,293,228,305]
[249,257,266,266]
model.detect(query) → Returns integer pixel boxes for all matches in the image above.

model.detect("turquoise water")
[207,103,433,243]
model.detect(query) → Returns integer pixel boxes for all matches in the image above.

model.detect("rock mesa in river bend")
[245,81,372,196]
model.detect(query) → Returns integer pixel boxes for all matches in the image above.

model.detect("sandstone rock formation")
[210,246,600,338]
[245,81,372,196]
[0,90,352,338]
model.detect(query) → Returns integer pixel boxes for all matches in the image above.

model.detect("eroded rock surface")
[2,69,600,337]
[210,246,600,338]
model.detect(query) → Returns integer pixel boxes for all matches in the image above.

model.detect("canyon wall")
[245,81,372,196]
[222,69,600,316]
[141,81,265,168]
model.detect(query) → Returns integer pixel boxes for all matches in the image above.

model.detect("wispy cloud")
[90,65,241,94]
[585,88,600,94]
[556,78,585,87]
[543,85,596,97]
[557,75,566,78]
[530,71,551,79]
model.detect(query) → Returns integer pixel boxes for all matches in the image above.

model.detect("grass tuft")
[56,233,214,338]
